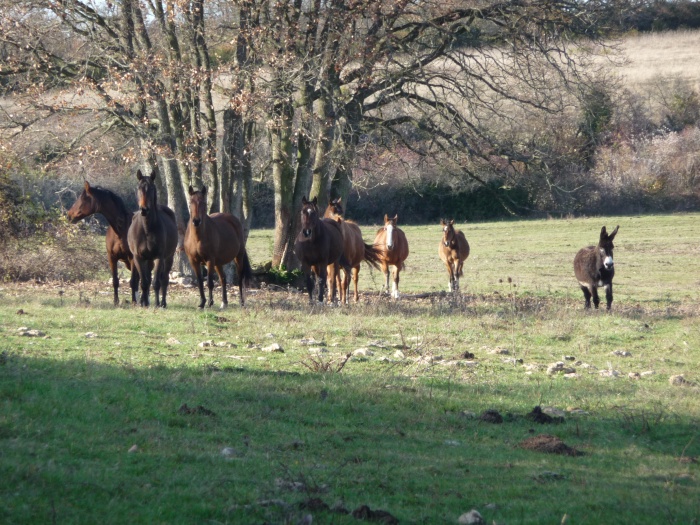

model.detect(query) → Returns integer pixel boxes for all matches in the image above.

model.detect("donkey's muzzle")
[140,207,149,216]
[192,218,201,227]
[303,229,312,238]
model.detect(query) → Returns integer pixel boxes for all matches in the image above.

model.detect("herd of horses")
[67,171,619,310]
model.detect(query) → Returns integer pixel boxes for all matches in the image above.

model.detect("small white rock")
[128,444,139,453]
[353,348,374,357]
[393,350,406,360]
[198,340,213,348]
[262,343,283,353]
[458,509,484,525]
[84,332,97,338]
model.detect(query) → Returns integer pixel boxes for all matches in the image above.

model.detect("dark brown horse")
[293,196,347,304]
[127,170,178,308]
[574,225,619,310]
[67,182,139,305]
[184,186,253,309]
[374,214,409,299]
[438,219,470,292]
[324,197,381,304]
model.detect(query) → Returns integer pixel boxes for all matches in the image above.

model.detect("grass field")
[1,213,699,524]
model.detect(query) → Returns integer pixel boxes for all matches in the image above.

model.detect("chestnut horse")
[574,225,619,310]
[67,182,139,305]
[324,197,381,304]
[438,219,470,292]
[373,214,409,299]
[293,196,347,304]
[127,170,178,308]
[184,186,253,309]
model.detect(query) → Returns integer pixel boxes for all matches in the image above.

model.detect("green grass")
[1,213,699,524]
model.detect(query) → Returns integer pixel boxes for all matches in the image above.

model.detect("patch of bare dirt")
[518,434,583,456]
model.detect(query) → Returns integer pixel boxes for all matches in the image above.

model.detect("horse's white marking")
[597,280,604,287]
[385,224,395,249]
[220,302,228,310]
[392,281,399,299]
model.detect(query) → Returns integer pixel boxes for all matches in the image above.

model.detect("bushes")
[0,165,104,282]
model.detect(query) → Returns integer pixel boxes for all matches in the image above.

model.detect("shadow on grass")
[1,352,699,525]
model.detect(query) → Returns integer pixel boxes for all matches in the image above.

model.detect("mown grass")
[1,213,699,524]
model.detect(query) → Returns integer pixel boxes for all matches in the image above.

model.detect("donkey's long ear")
[149,170,157,182]
[312,196,318,206]
[384,214,389,223]
[449,219,455,226]
[302,196,309,205]
[136,170,144,181]
[440,218,446,226]
[392,214,399,224]
[84,181,92,195]
[201,185,207,196]
[609,225,619,239]
[188,186,195,196]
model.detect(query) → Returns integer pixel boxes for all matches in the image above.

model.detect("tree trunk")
[270,100,295,268]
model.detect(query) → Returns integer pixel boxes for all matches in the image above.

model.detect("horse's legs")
[352,266,360,303]
[135,257,151,307]
[108,255,120,305]
[455,260,464,291]
[591,286,601,309]
[153,259,163,307]
[382,263,390,295]
[214,264,228,309]
[205,261,216,308]
[325,263,338,304]
[190,258,207,309]
[580,285,592,309]
[160,256,173,308]
[304,265,315,303]
[129,261,140,304]
[444,260,455,292]
[318,266,328,304]
[392,266,401,300]
[605,283,613,310]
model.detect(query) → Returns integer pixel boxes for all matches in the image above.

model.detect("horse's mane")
[90,186,130,219]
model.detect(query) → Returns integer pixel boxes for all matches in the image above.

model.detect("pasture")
[1,213,699,524]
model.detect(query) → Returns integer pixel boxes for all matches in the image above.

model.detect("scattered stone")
[16,309,25,315]
[18,328,45,337]
[518,434,583,456]
[629,372,641,380]
[353,348,374,357]
[483,503,498,511]
[84,332,97,338]
[128,444,139,453]
[457,509,485,524]
[262,343,283,353]
[308,347,328,354]
[460,411,477,419]
[640,370,655,377]
[566,407,588,415]
[275,478,307,492]
[612,350,632,357]
[524,363,546,372]
[366,340,387,348]
[300,338,325,346]
[215,341,234,348]
[563,373,579,379]
[178,403,216,417]
[489,347,509,355]
[670,374,692,386]
[678,456,698,464]
[166,338,182,345]
[479,409,503,424]
[563,355,576,361]
[221,447,241,458]
[264,333,275,338]
[377,356,393,363]
[198,340,213,348]
[579,363,597,370]
[547,362,575,375]
[351,505,398,524]
[542,407,567,418]
[533,471,566,482]
[502,358,524,365]
[444,440,461,446]
[526,406,562,424]
[393,350,406,360]
[599,369,621,378]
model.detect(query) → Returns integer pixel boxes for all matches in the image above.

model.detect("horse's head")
[67,181,98,223]
[441,219,457,248]
[188,185,207,227]
[382,214,399,250]
[325,197,344,220]
[598,225,619,270]
[136,170,157,216]
[300,196,320,238]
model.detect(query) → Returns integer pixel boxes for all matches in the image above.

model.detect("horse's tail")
[237,248,254,288]
[362,242,382,270]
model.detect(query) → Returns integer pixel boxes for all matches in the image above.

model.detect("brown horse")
[374,214,409,299]
[574,225,619,310]
[293,196,347,304]
[127,170,178,308]
[67,182,139,305]
[323,197,381,304]
[438,219,470,292]
[184,186,253,309]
